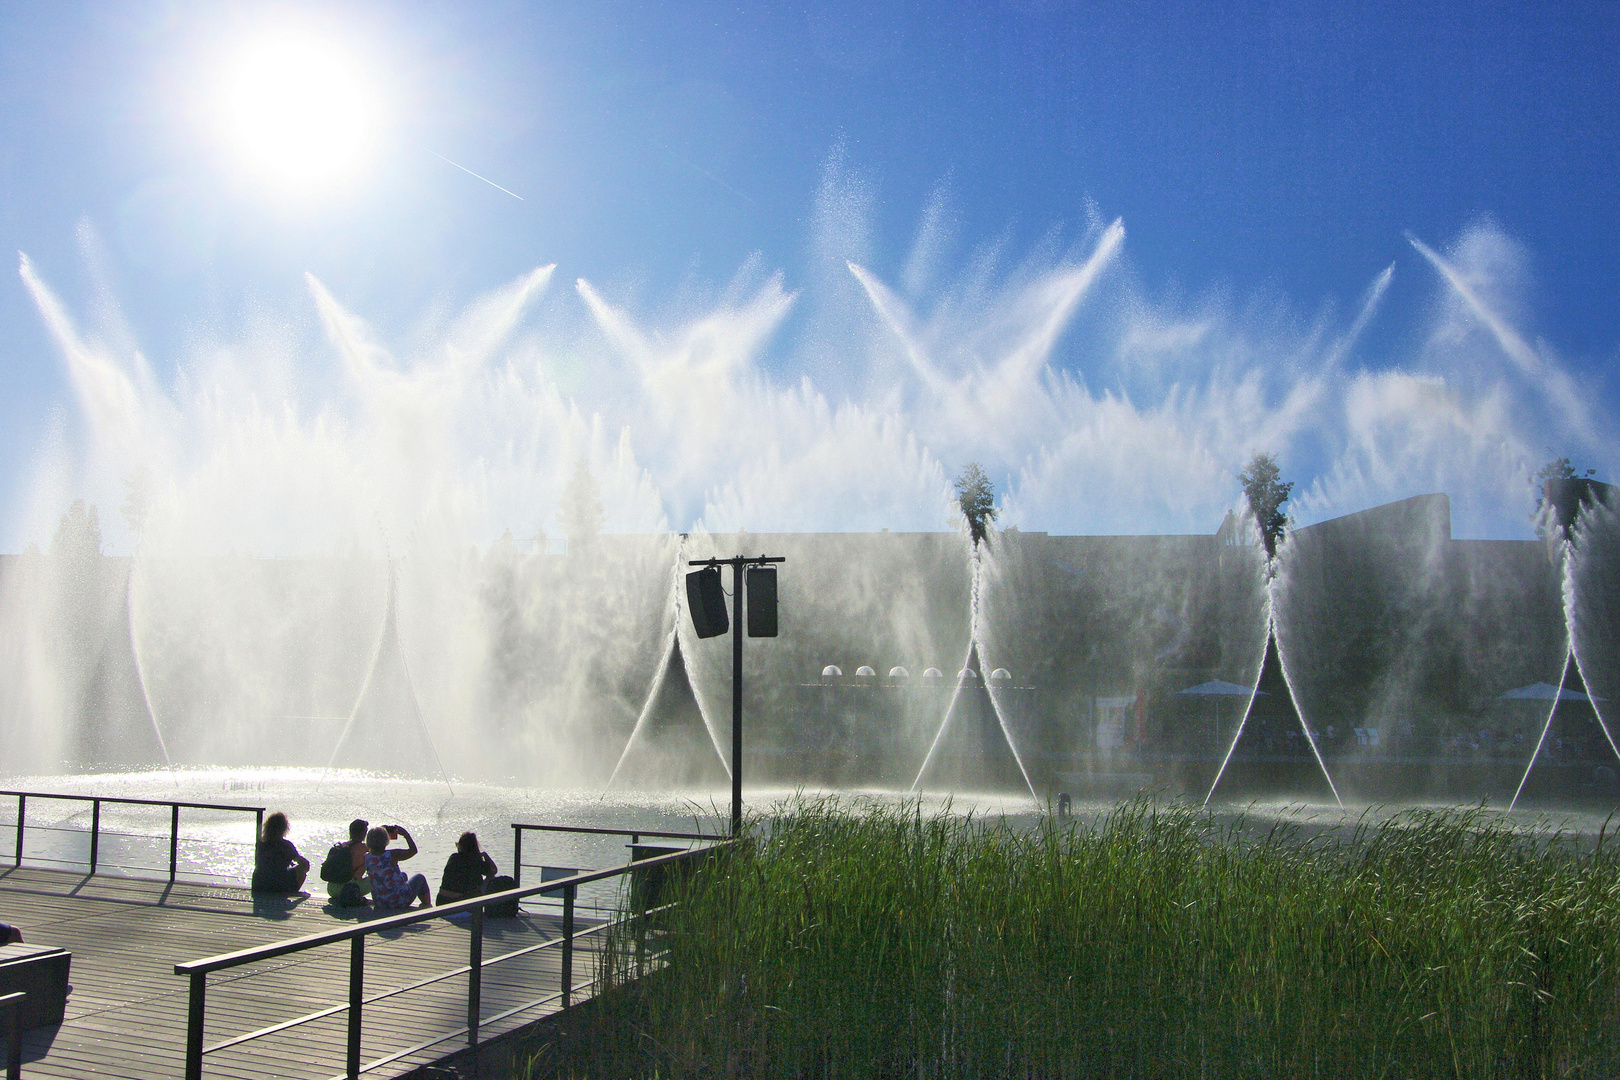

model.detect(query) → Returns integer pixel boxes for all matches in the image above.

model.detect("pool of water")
[0,769,1607,903]
[0,769,1045,906]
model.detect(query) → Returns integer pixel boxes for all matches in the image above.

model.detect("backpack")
[484,875,519,917]
[335,880,368,907]
[319,842,354,884]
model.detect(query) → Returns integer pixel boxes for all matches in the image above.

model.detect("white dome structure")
[888,666,910,678]
[990,668,1012,681]
[922,667,944,679]
[821,665,843,678]
[958,668,978,680]
[856,666,877,677]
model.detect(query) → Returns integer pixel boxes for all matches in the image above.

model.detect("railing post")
[635,905,647,979]
[185,972,206,1080]
[511,825,522,886]
[12,796,22,868]
[467,905,484,1047]
[169,804,180,883]
[561,883,575,1010]
[0,990,22,1080]
[347,936,364,1080]
[89,799,100,875]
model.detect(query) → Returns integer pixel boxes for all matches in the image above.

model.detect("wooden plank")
[0,866,607,1079]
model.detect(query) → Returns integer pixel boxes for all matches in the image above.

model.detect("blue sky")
[2,0,1616,550]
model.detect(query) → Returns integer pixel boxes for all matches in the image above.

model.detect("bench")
[0,944,70,1029]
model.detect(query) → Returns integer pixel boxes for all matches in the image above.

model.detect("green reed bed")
[565,799,1620,1079]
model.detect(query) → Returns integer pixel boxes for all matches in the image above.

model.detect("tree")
[557,460,606,549]
[1239,453,1292,558]
[50,499,102,559]
[1533,454,1600,538]
[121,466,151,540]
[1532,455,1595,509]
[954,463,997,547]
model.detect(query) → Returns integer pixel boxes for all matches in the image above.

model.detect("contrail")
[429,151,524,201]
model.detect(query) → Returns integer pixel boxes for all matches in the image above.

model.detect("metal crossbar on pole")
[688,555,784,836]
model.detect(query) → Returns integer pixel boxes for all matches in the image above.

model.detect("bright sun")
[221,34,377,190]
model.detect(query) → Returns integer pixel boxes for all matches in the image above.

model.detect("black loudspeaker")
[746,566,778,637]
[686,567,729,638]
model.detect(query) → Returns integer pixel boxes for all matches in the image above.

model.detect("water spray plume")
[4,199,1616,806]
[1323,262,1394,370]
[1407,231,1597,452]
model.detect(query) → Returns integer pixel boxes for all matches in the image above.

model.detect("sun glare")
[221,34,377,190]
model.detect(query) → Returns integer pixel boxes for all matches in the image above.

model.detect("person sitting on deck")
[321,818,373,905]
[364,825,431,909]
[251,811,310,894]
[437,831,498,904]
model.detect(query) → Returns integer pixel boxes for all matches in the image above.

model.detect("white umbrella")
[1175,681,1266,746]
[1499,682,1602,702]
[1176,680,1263,698]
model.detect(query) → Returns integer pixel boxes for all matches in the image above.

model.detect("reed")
[559,798,1620,1078]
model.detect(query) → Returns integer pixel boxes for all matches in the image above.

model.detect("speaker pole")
[731,563,745,837]
[688,553,784,839]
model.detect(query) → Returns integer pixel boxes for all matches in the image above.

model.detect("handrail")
[173,845,704,974]
[0,790,267,814]
[174,841,732,1080]
[509,821,720,885]
[510,823,717,841]
[1,789,265,882]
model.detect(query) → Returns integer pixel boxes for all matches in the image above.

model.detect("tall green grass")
[574,798,1620,1079]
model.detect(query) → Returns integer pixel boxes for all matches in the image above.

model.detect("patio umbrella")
[1498,682,1602,702]
[1175,681,1265,746]
[1177,680,1262,698]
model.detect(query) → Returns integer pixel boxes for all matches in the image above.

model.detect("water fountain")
[1511,485,1620,806]
[4,206,1618,841]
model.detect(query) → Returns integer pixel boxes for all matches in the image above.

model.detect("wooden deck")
[0,866,603,1079]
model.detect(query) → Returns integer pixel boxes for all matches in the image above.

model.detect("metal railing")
[0,790,265,883]
[0,991,20,1080]
[509,822,719,886]
[174,841,730,1080]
